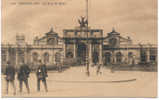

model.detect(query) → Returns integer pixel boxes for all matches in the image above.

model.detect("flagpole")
[86,0,90,76]
[86,0,88,23]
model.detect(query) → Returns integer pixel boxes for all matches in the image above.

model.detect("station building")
[1,19,157,69]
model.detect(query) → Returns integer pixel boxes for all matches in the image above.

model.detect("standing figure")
[58,63,62,72]
[96,63,102,75]
[17,61,30,94]
[5,61,16,95]
[36,60,48,92]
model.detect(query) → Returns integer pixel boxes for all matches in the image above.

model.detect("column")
[24,49,27,64]
[99,44,103,64]
[16,49,19,67]
[73,43,76,58]
[52,49,55,64]
[111,51,116,64]
[89,43,92,65]
[6,48,9,62]
[63,43,66,58]
[147,50,150,62]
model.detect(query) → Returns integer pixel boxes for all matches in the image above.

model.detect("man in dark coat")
[5,61,16,95]
[17,61,30,94]
[36,60,48,92]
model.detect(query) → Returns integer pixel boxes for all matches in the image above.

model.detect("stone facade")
[1,22,157,69]
[1,29,63,70]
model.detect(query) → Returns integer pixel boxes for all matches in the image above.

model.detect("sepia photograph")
[1,0,157,98]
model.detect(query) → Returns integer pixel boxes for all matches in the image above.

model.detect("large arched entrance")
[116,52,122,63]
[77,43,87,64]
[92,51,99,65]
[104,52,111,65]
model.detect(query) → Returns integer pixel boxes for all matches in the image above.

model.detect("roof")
[45,27,58,35]
[107,28,120,35]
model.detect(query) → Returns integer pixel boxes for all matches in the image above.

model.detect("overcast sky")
[2,0,157,44]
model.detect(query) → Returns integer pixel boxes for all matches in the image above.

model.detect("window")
[116,52,122,63]
[32,52,39,62]
[43,52,49,64]
[55,52,61,63]
[150,49,157,62]
[2,50,7,64]
[18,49,25,63]
[128,52,133,58]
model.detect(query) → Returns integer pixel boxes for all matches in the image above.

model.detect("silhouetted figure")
[111,66,115,73]
[96,63,102,75]
[58,63,62,72]
[17,61,30,94]
[5,61,16,95]
[36,60,48,92]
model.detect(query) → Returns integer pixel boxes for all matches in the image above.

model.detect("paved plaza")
[2,66,157,98]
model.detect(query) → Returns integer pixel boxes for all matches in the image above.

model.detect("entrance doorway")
[77,43,87,64]
[104,52,111,65]
[92,52,99,65]
[140,50,147,62]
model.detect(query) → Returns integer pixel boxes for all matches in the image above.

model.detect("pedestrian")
[4,61,16,95]
[58,63,62,72]
[17,61,30,94]
[97,63,102,75]
[36,60,48,92]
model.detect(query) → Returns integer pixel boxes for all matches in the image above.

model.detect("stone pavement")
[1,66,157,98]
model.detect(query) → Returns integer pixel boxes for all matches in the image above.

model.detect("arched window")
[150,49,157,62]
[43,52,49,64]
[116,52,122,63]
[32,52,39,62]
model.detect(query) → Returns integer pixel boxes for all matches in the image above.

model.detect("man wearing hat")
[5,61,16,95]
[17,61,30,94]
[36,59,48,92]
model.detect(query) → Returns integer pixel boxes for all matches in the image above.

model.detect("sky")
[2,0,157,44]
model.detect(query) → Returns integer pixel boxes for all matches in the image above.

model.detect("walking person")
[96,63,102,75]
[17,61,30,94]
[58,63,62,73]
[4,61,16,95]
[36,60,48,92]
